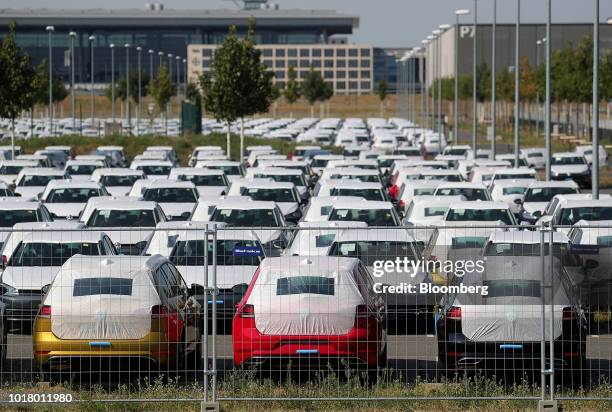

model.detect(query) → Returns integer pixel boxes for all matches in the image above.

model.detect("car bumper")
[1,294,42,333]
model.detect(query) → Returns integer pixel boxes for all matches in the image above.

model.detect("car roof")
[18,167,65,176]
[258,256,359,275]
[553,152,583,157]
[333,228,415,242]
[214,199,277,210]
[332,200,393,210]
[60,255,167,278]
[44,180,103,190]
[144,180,196,189]
[20,230,108,243]
[559,199,612,208]
[89,199,158,210]
[488,231,568,244]
[436,182,487,189]
[448,200,510,210]
[171,168,224,175]
[91,168,144,177]
[240,181,295,189]
[526,181,578,189]
[0,200,42,210]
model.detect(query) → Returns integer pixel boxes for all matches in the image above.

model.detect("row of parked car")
[0,116,608,380]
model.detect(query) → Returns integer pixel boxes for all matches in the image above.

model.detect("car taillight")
[151,305,168,316]
[388,184,399,200]
[563,307,576,320]
[447,306,462,320]
[398,199,406,210]
[39,305,51,319]
[238,304,255,318]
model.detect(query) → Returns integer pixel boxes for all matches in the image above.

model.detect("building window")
[300,49,309,57]
[263,60,273,68]
[361,59,371,68]
[349,81,358,90]
[288,48,297,57]
[336,48,346,57]
[275,49,285,57]
[361,81,371,90]
[202,60,211,68]
[311,60,321,68]
[288,59,298,68]
[276,60,285,68]
[323,70,334,79]
[299,70,309,79]
[349,71,358,79]
[300,59,310,68]
[263,49,273,57]
[337,70,346,79]
[312,49,321,57]
[276,81,285,88]
[348,48,358,57]
[349,60,359,68]
[202,49,213,57]
[361,48,371,57]
[324,60,334,68]
[275,70,285,79]
[337,81,346,89]
[324,49,333,57]
[361,70,371,78]
[336,60,346,68]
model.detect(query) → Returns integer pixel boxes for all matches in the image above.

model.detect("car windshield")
[88,209,157,227]
[330,174,380,183]
[559,207,612,225]
[446,149,468,156]
[137,165,171,175]
[66,165,99,175]
[422,174,462,182]
[329,241,418,266]
[170,239,262,266]
[276,276,334,296]
[243,188,297,202]
[47,188,103,203]
[9,242,100,267]
[436,188,488,201]
[100,175,141,187]
[552,156,586,165]
[424,206,449,217]
[19,174,62,187]
[524,187,578,202]
[446,208,514,225]
[0,165,24,175]
[527,153,543,158]
[211,208,279,227]
[0,209,39,227]
[143,188,197,203]
[485,242,574,258]
[328,208,398,226]
[255,174,305,186]
[502,187,526,195]
[210,165,241,175]
[331,188,385,201]
[494,173,534,180]
[181,174,226,186]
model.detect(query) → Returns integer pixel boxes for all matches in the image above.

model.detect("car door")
[158,263,185,346]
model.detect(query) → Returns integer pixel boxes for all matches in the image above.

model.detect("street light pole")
[455,10,470,145]
[514,0,521,168]
[89,35,96,131]
[110,44,115,127]
[158,51,164,68]
[137,46,142,136]
[593,0,600,198]
[421,40,429,128]
[125,44,131,134]
[168,53,173,85]
[69,31,76,133]
[536,40,542,138]
[432,31,441,133]
[46,26,54,136]
[545,0,552,180]
[424,38,433,130]
[149,49,154,79]
[472,0,478,155]
[183,58,187,98]
[176,55,181,98]
[438,25,450,151]
[491,0,497,159]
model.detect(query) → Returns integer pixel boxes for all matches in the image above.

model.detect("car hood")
[15,186,44,198]
[1,266,60,290]
[45,203,85,219]
[551,165,589,174]
[177,265,258,289]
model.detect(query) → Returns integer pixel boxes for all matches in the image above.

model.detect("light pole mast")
[472,0,478,154]
[46,26,54,135]
[491,0,497,159]
[110,44,115,126]
[137,46,142,136]
[88,35,96,130]
[125,43,131,134]
[593,0,600,197]
[69,31,76,133]
[454,10,470,145]
[514,0,521,168]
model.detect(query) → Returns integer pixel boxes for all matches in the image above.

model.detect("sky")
[3,0,612,47]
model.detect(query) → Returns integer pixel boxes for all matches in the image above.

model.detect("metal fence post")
[203,230,209,407]
[548,228,555,401]
[211,229,218,405]
[540,223,547,400]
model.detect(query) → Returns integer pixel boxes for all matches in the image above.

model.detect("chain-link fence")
[0,224,609,408]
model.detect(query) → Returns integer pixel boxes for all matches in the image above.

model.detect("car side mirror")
[189,283,206,296]
[41,284,52,295]
[514,198,523,205]
[585,259,599,270]
[232,283,249,296]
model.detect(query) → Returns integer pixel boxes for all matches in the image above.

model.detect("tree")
[301,67,327,118]
[149,64,175,133]
[200,20,275,160]
[185,82,200,102]
[283,66,300,118]
[0,22,35,157]
[105,70,149,104]
[31,59,68,107]
[519,57,537,102]
[377,80,388,117]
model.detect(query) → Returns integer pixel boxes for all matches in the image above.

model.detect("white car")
[168,168,229,197]
[90,168,144,197]
[421,133,446,155]
[403,195,466,243]
[64,160,104,182]
[0,160,39,185]
[539,198,612,234]
[433,182,491,202]
[301,196,364,223]
[551,152,591,189]
[129,160,173,178]
[245,167,308,198]
[521,148,546,169]
[41,180,109,220]
[228,180,302,224]
[190,196,250,222]
[194,160,244,182]
[575,144,608,166]
[14,168,68,198]
[141,180,199,221]
[327,200,401,227]
[518,181,580,223]
[488,179,534,215]
[443,201,517,226]
[284,221,368,256]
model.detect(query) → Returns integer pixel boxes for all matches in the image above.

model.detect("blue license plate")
[89,342,111,348]
[296,349,319,355]
[499,344,523,350]
[207,300,224,305]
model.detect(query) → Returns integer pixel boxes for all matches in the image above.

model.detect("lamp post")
[125,43,131,134]
[148,49,154,79]
[454,10,470,145]
[137,46,142,136]
[110,44,116,126]
[46,26,54,136]
[183,58,187,98]
[491,0,497,159]
[536,39,545,138]
[424,38,433,130]
[431,30,441,133]
[438,24,451,150]
[514,0,521,168]
[88,35,96,131]
[421,39,429,128]
[545,0,552,180]
[176,55,181,97]
[592,0,601,198]
[69,31,76,133]
[472,0,478,155]
[158,51,164,68]
[167,53,173,84]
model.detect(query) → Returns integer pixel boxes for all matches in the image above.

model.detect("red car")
[233,256,387,371]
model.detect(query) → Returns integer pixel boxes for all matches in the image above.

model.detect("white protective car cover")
[247,257,364,336]
[47,257,161,340]
[455,256,570,342]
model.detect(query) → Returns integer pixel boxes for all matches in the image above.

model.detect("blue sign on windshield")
[233,246,263,257]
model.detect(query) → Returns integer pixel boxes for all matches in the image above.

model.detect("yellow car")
[33,254,203,377]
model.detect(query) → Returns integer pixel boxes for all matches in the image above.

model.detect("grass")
[0,372,609,411]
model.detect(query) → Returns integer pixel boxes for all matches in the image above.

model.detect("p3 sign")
[460,25,475,38]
